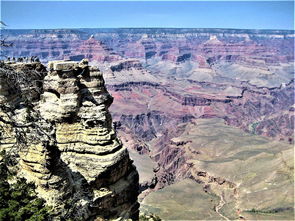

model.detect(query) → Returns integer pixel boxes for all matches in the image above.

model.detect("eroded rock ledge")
[0,59,139,220]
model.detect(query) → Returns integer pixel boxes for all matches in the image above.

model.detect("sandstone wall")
[0,60,139,220]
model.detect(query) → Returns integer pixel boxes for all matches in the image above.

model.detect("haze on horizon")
[1,0,294,30]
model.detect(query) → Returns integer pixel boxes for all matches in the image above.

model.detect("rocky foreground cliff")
[0,59,139,220]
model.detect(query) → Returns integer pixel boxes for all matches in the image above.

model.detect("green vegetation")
[243,208,295,220]
[139,213,161,221]
[246,208,293,214]
[249,122,259,134]
[0,151,52,221]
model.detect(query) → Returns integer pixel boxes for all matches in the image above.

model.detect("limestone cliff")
[0,59,139,220]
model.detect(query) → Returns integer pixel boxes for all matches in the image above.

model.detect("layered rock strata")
[0,61,46,150]
[0,59,139,220]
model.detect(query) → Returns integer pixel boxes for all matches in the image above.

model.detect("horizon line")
[2,27,295,32]
[2,0,294,1]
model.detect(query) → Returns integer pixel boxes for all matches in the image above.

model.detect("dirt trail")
[215,192,230,221]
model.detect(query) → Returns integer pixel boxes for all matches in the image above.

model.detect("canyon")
[1,28,294,220]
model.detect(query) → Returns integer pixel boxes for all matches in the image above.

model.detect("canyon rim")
[0,1,294,220]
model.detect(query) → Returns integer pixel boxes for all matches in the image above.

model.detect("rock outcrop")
[0,59,139,220]
[110,59,143,72]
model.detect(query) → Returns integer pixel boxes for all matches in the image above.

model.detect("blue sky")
[1,1,294,30]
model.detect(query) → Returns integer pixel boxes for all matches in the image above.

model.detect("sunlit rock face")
[0,60,139,220]
[1,28,294,220]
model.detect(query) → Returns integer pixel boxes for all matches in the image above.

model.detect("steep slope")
[0,60,139,220]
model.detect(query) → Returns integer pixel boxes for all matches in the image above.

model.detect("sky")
[1,1,294,30]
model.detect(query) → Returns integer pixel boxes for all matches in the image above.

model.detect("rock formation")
[1,28,294,220]
[0,59,139,220]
